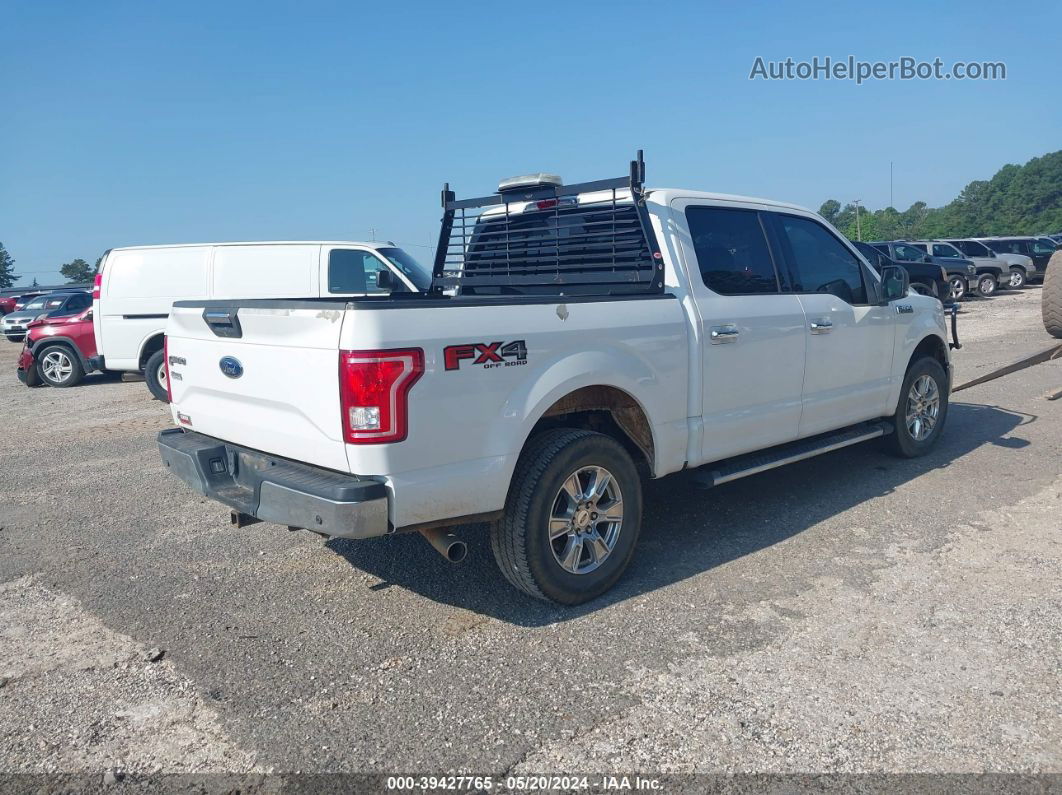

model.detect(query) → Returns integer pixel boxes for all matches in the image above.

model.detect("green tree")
[0,243,17,289]
[60,258,95,284]
[819,199,841,226]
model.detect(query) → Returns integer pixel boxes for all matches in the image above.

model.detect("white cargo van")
[91,241,431,400]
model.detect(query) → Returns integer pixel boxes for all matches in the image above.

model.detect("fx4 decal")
[444,340,528,371]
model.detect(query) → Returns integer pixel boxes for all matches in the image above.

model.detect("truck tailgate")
[166,303,351,472]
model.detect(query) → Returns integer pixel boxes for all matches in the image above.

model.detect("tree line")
[0,244,99,289]
[821,150,1062,242]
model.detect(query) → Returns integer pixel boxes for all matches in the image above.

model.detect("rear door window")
[774,214,867,304]
[327,250,391,294]
[893,244,926,262]
[684,206,780,294]
[932,243,962,258]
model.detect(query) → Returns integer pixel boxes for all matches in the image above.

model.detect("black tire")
[947,276,966,302]
[1043,251,1062,339]
[144,349,170,402]
[490,428,643,604]
[1008,268,1027,290]
[35,344,85,388]
[976,274,997,297]
[6,335,25,343]
[885,357,949,458]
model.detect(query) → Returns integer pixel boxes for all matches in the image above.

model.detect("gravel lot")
[1,288,1060,785]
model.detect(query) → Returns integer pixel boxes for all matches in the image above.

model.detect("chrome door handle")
[710,324,740,344]
[809,318,833,334]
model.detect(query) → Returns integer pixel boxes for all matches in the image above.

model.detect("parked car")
[905,241,1006,297]
[17,305,99,387]
[92,241,430,402]
[868,240,976,301]
[977,237,1057,283]
[851,240,947,299]
[946,238,1034,289]
[1,291,45,315]
[157,158,953,604]
[2,291,93,343]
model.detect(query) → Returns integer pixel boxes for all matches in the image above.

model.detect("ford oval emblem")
[219,356,244,379]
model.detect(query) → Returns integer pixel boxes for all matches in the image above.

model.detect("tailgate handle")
[202,309,243,339]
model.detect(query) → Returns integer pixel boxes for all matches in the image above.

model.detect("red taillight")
[339,348,423,444]
[163,336,173,403]
[92,272,102,300]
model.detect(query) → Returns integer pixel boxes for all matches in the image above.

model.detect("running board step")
[693,421,893,489]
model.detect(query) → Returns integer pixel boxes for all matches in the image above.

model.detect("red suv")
[17,306,99,388]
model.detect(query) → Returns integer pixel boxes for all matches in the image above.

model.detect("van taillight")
[339,348,423,444]
[163,336,173,403]
[92,272,102,300]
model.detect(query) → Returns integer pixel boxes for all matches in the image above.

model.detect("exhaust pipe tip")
[444,540,468,563]
[419,527,467,563]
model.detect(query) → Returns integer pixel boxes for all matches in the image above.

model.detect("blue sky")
[2,0,1060,286]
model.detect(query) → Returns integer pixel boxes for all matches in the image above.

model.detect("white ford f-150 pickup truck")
[159,154,957,604]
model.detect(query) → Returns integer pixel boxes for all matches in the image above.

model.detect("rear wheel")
[947,276,966,302]
[144,349,169,402]
[976,274,997,297]
[491,429,642,604]
[1008,268,1027,289]
[885,357,949,458]
[36,345,84,388]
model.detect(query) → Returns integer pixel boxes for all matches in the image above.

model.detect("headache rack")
[431,151,664,297]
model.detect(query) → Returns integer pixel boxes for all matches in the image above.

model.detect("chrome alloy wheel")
[948,277,965,301]
[548,466,624,575]
[906,374,940,442]
[41,350,74,384]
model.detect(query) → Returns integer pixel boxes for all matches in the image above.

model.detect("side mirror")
[922,255,933,263]
[375,270,394,291]
[881,264,909,303]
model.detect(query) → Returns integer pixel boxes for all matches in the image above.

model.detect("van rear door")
[96,246,210,370]
[165,301,351,473]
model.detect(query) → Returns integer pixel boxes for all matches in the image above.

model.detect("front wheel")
[36,344,85,388]
[144,349,170,402]
[885,357,949,458]
[1008,268,1027,289]
[491,429,642,604]
[947,277,966,302]
[976,275,997,297]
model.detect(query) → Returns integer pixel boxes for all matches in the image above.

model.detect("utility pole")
[890,161,894,209]
[853,199,863,241]
[369,227,376,241]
